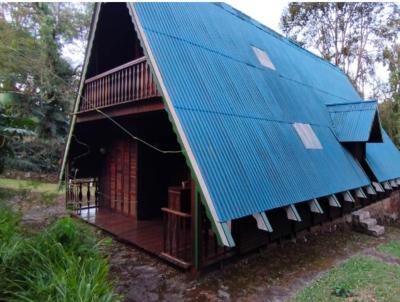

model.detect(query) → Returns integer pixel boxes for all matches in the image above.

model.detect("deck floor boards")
[75,207,164,255]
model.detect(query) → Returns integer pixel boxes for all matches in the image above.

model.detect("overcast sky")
[63,1,388,99]
[225,0,289,33]
[63,1,290,68]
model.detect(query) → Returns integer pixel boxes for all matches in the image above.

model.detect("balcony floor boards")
[74,207,164,256]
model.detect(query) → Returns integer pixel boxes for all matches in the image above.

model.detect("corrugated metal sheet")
[366,129,400,182]
[133,3,371,222]
[327,101,378,142]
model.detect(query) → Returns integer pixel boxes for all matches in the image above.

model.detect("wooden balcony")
[79,57,160,113]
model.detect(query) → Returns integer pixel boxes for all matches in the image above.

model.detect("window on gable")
[252,46,276,70]
[293,123,322,149]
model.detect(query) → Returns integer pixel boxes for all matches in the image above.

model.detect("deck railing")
[161,207,192,268]
[66,178,99,211]
[79,57,159,112]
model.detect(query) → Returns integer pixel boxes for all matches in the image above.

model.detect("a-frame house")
[61,3,400,271]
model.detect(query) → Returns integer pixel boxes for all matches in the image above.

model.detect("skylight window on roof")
[252,46,276,70]
[293,123,322,150]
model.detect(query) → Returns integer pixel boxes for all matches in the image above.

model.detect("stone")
[352,210,370,223]
[359,218,377,229]
[367,225,385,237]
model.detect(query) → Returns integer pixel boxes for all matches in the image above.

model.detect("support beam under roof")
[308,199,323,214]
[366,185,377,195]
[383,181,392,190]
[328,194,341,207]
[356,188,367,199]
[285,204,301,221]
[372,182,385,192]
[342,191,355,202]
[252,212,273,232]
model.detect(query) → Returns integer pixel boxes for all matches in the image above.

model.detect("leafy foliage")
[380,43,400,146]
[281,3,400,145]
[0,205,120,302]
[280,3,399,98]
[0,3,92,174]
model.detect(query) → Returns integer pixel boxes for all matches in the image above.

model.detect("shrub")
[0,209,120,302]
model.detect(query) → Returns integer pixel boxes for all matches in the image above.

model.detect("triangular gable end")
[60,3,234,248]
[369,110,383,143]
[128,3,235,247]
[327,100,383,143]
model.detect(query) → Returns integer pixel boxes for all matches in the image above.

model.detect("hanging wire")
[78,95,183,154]
[94,108,183,154]
[71,134,91,162]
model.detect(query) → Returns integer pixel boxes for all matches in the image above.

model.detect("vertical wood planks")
[80,58,160,112]
[102,138,138,218]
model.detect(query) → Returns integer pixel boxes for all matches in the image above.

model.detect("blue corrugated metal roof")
[327,101,379,142]
[366,129,400,182]
[133,3,371,222]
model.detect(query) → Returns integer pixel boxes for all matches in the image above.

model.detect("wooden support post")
[308,199,323,214]
[191,180,201,275]
[285,204,301,221]
[342,191,355,202]
[383,181,392,190]
[328,194,341,207]
[366,185,376,195]
[356,188,367,199]
[252,212,273,232]
[372,182,385,192]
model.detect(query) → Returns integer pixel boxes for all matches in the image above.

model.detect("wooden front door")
[101,138,138,217]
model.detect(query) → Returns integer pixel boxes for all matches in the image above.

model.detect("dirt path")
[4,189,400,302]
[106,225,400,302]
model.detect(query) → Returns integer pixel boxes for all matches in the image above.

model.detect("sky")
[62,1,389,99]
[63,1,290,68]
[225,0,289,33]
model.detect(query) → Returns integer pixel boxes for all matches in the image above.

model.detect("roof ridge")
[326,100,377,107]
[214,3,345,76]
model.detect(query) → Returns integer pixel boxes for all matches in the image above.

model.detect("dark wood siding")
[101,138,138,217]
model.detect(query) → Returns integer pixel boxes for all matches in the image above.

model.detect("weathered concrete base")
[352,210,385,237]
[354,191,400,225]
[294,191,400,242]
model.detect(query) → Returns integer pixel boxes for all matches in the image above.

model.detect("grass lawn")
[377,240,400,259]
[292,255,400,302]
[0,177,63,193]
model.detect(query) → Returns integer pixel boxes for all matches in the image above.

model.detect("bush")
[0,209,120,302]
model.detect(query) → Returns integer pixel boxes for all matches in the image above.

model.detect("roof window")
[293,123,322,149]
[252,46,275,70]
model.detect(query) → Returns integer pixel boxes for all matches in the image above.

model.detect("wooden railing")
[161,207,192,268]
[66,178,99,212]
[79,57,159,112]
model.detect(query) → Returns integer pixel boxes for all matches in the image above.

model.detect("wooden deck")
[75,207,164,255]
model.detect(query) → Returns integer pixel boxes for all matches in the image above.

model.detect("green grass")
[0,177,63,193]
[291,256,400,302]
[377,240,400,259]
[0,204,120,301]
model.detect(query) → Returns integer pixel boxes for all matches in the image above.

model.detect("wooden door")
[102,138,138,217]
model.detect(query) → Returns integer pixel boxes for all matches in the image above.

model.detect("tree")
[379,43,400,146]
[280,3,399,97]
[0,3,92,173]
[0,94,36,172]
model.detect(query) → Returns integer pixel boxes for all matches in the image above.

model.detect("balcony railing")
[66,178,99,212]
[161,207,192,268]
[79,57,159,112]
